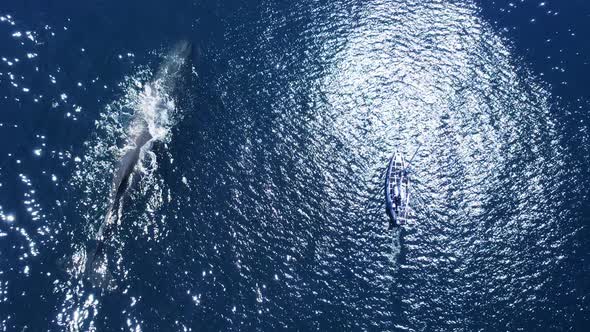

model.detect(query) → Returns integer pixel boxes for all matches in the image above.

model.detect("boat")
[385,152,410,227]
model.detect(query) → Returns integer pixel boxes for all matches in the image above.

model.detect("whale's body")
[85,41,192,283]
[87,124,152,268]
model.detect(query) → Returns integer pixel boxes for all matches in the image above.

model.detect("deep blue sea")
[0,0,589,330]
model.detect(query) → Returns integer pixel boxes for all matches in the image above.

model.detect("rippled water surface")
[1,0,589,330]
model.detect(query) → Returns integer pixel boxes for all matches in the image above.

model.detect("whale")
[84,41,192,285]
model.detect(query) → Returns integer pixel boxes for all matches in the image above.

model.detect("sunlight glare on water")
[0,0,587,330]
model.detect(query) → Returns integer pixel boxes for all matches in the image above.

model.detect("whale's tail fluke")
[56,237,116,290]
[84,240,116,290]
[83,210,119,289]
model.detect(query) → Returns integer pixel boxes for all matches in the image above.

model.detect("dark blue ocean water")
[0,0,589,330]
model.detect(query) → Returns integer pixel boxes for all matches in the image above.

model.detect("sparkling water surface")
[0,0,588,330]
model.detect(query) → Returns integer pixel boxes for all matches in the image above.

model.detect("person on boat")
[387,206,397,230]
[394,194,401,214]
